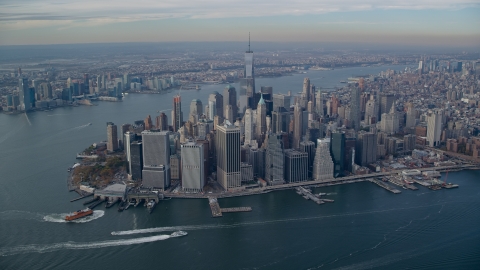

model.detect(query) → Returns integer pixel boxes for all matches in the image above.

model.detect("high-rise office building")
[244,108,255,145]
[181,142,205,192]
[156,112,168,131]
[172,95,183,132]
[170,154,181,180]
[273,93,291,112]
[248,146,265,178]
[129,141,143,181]
[406,103,416,129]
[379,94,395,121]
[330,132,345,177]
[216,122,241,190]
[300,140,316,178]
[240,34,255,98]
[223,85,237,120]
[315,89,323,117]
[403,134,416,151]
[208,91,223,120]
[284,149,308,183]
[144,115,153,131]
[106,122,118,152]
[271,108,289,134]
[18,78,31,111]
[189,99,203,124]
[427,109,443,147]
[380,102,400,135]
[355,131,377,166]
[142,131,171,189]
[312,139,334,181]
[350,87,361,131]
[365,95,378,124]
[255,94,267,141]
[123,73,130,90]
[265,133,285,185]
[225,105,234,124]
[293,103,303,149]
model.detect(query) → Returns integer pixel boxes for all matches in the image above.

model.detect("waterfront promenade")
[164,164,478,199]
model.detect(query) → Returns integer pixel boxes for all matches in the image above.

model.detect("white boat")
[170,231,188,237]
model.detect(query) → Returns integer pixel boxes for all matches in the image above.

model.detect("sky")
[0,0,479,47]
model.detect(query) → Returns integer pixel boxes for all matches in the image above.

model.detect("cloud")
[1,0,479,29]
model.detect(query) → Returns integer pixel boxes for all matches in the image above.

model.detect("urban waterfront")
[1,66,480,269]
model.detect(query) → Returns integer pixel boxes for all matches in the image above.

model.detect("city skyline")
[0,1,479,47]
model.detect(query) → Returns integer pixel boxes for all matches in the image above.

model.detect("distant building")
[172,95,183,132]
[18,78,31,111]
[223,85,237,121]
[350,87,361,131]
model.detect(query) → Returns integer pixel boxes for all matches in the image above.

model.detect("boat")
[87,123,92,126]
[171,231,188,237]
[147,200,156,214]
[65,209,93,221]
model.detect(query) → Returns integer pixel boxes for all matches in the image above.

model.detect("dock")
[368,179,401,194]
[83,197,99,205]
[70,193,93,202]
[208,197,223,217]
[295,187,325,204]
[221,207,252,213]
[88,198,106,209]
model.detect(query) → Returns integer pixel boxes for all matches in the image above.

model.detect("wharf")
[83,197,99,205]
[208,197,222,217]
[368,179,401,194]
[88,198,106,209]
[296,187,325,204]
[70,193,93,202]
[221,207,252,213]
[405,184,419,190]
[106,198,120,208]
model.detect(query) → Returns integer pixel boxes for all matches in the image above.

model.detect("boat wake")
[43,210,104,223]
[0,231,186,257]
[0,210,45,222]
[111,202,451,236]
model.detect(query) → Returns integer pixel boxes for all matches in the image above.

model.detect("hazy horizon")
[1,0,479,47]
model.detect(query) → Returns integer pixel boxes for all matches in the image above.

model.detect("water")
[1,65,479,269]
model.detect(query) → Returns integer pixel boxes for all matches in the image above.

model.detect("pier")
[208,197,223,217]
[70,193,93,202]
[368,179,402,194]
[88,198,106,209]
[83,197,99,205]
[295,187,325,204]
[221,207,252,213]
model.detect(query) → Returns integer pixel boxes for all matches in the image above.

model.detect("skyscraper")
[142,131,171,189]
[240,33,255,98]
[365,95,378,124]
[379,94,395,121]
[106,122,118,152]
[181,142,205,192]
[208,91,223,120]
[301,77,311,108]
[406,102,416,129]
[18,78,31,111]
[284,149,308,183]
[172,95,183,132]
[129,141,143,181]
[216,122,241,190]
[355,131,377,166]
[350,87,361,131]
[315,89,323,117]
[265,133,285,185]
[255,94,267,141]
[272,93,290,112]
[244,107,255,145]
[189,99,203,124]
[330,132,345,177]
[427,109,443,147]
[312,139,334,181]
[156,112,168,131]
[144,115,153,131]
[293,102,303,149]
[223,85,237,120]
[300,140,316,178]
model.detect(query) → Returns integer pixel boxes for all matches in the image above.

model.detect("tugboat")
[65,209,93,221]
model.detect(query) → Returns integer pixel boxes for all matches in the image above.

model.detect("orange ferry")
[65,209,93,221]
